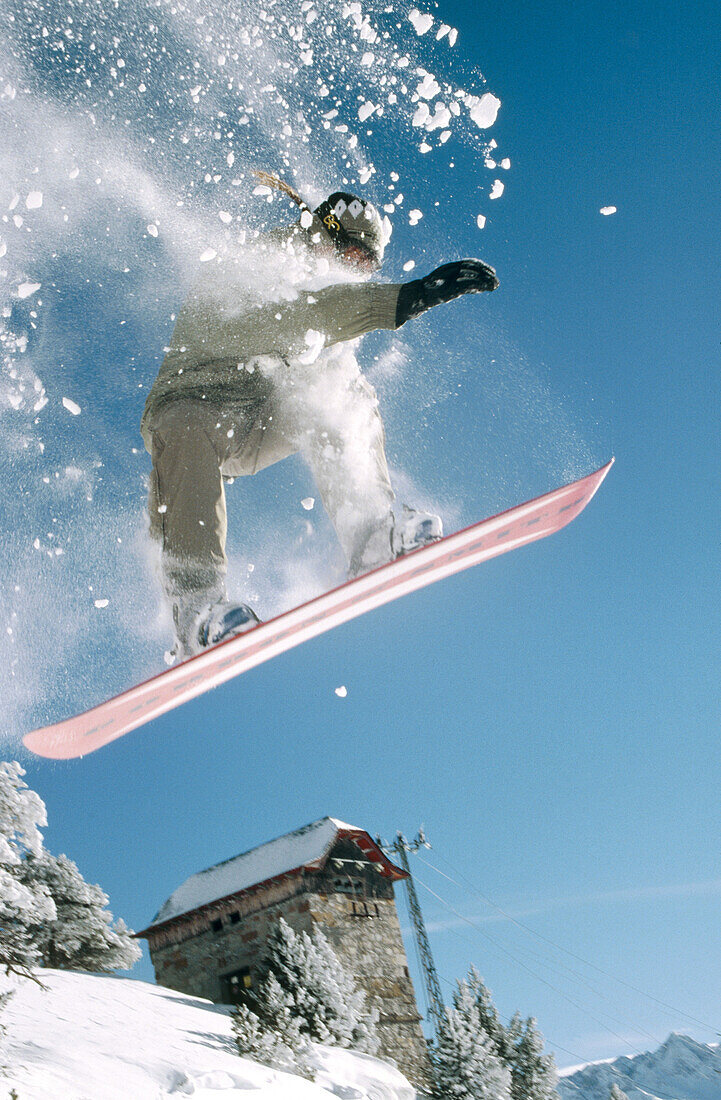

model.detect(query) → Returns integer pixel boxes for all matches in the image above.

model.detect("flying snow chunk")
[300,209,314,229]
[62,397,81,416]
[361,52,375,66]
[94,599,109,609]
[301,497,315,510]
[199,248,217,263]
[600,205,617,215]
[335,685,348,698]
[409,8,434,35]
[416,74,441,99]
[218,211,232,224]
[146,224,158,237]
[412,103,430,128]
[403,259,416,271]
[26,192,43,210]
[489,180,505,200]
[17,282,41,299]
[476,214,487,229]
[467,92,501,129]
[358,101,377,122]
[297,329,325,365]
[409,209,423,226]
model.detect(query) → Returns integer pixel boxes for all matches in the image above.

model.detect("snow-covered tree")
[258,918,378,1052]
[19,852,141,972]
[508,1017,558,1100]
[0,762,55,978]
[468,968,516,1062]
[432,978,511,1100]
[231,995,314,1080]
[608,1084,629,1100]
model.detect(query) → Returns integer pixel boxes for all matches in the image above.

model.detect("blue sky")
[2,0,720,1070]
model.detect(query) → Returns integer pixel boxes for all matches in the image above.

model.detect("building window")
[221,967,253,1005]
[229,911,241,924]
[333,877,364,895]
[211,918,223,933]
[351,901,377,918]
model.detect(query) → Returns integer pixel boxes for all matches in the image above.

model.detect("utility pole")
[380,829,447,1042]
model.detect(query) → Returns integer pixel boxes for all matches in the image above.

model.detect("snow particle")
[489,179,505,200]
[476,214,487,229]
[409,8,434,35]
[147,224,159,237]
[17,282,41,299]
[94,599,109,609]
[301,497,315,511]
[403,259,416,271]
[62,397,81,416]
[335,685,348,698]
[26,191,43,210]
[467,92,501,129]
[199,248,217,263]
[600,205,617,216]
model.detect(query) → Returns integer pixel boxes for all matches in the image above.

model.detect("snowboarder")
[140,174,499,660]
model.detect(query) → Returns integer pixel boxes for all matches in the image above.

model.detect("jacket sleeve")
[163,280,404,367]
[299,282,403,348]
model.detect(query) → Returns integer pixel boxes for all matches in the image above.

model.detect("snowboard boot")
[348,507,443,579]
[392,505,443,556]
[198,601,260,648]
[168,598,260,663]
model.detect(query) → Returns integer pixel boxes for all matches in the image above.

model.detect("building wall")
[146,871,432,1092]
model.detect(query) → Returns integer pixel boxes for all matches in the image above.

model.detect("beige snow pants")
[146,365,395,617]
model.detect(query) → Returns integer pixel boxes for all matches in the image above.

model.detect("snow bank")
[1,969,417,1100]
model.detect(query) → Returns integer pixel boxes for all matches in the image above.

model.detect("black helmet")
[313,192,389,266]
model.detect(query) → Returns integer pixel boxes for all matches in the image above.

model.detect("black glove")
[395,259,499,327]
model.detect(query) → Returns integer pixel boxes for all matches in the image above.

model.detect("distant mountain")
[558,1033,721,1100]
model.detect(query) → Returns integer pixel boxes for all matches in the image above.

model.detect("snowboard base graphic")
[23,459,613,759]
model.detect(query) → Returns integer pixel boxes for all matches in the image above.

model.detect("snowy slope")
[0,970,417,1099]
[558,1034,721,1100]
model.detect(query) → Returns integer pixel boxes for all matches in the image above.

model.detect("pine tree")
[432,979,511,1100]
[509,1017,559,1100]
[231,998,314,1078]
[19,852,141,971]
[258,918,378,1052]
[468,968,514,1062]
[608,1084,629,1100]
[0,762,55,978]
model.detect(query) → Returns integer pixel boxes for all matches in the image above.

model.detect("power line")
[414,848,718,1034]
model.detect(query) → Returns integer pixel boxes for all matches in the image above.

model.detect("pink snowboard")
[24,459,613,759]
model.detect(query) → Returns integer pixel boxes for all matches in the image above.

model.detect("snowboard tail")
[23,459,613,760]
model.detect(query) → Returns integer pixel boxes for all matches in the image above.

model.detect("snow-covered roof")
[144,817,405,930]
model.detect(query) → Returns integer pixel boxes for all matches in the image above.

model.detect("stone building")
[136,817,432,1090]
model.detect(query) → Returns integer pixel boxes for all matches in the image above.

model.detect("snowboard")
[23,458,613,760]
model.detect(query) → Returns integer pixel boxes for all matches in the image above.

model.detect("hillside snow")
[558,1033,721,1100]
[0,970,417,1099]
